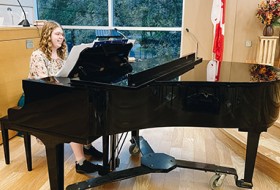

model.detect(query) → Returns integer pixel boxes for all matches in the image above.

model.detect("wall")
[0,27,40,144]
[0,27,40,117]
[181,0,274,64]
[180,0,280,121]
[0,0,34,26]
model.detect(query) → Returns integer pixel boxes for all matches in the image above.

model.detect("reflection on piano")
[3,50,280,190]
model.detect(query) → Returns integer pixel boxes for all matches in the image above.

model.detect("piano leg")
[23,131,32,171]
[242,131,261,187]
[43,139,64,190]
[0,121,10,165]
[102,135,110,169]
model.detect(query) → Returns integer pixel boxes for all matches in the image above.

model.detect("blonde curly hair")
[39,21,67,61]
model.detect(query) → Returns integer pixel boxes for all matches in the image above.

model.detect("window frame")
[34,0,184,55]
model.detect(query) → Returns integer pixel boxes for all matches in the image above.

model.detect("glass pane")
[123,30,181,59]
[114,0,183,27]
[37,0,108,25]
[64,29,181,60]
[64,29,97,50]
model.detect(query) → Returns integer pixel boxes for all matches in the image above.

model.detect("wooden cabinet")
[0,27,40,144]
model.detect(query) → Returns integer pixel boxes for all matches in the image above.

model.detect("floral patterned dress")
[28,49,65,79]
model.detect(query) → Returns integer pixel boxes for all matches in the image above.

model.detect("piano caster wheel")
[209,173,226,190]
[129,144,140,155]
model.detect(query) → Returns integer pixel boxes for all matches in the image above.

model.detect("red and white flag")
[208,0,226,81]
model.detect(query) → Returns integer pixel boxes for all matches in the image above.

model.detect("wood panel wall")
[0,27,40,144]
[180,0,274,66]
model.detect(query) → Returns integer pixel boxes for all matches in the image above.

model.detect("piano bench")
[0,116,32,171]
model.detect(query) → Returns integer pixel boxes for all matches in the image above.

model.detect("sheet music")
[56,42,94,77]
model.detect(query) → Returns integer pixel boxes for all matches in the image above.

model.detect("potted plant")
[256,0,280,36]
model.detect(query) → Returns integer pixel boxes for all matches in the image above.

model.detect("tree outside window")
[36,0,182,59]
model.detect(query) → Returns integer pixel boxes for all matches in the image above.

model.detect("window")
[36,0,183,59]
[113,0,182,27]
[37,0,108,26]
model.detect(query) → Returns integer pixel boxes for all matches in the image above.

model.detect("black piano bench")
[0,115,32,171]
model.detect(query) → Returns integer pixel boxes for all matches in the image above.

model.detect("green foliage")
[37,0,182,59]
[273,17,280,27]
[38,0,107,25]
[114,0,182,27]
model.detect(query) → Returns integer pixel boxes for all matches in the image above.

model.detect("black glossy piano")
[3,45,280,190]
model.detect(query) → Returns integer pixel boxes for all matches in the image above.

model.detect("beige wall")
[0,27,40,117]
[181,0,277,63]
[0,27,40,144]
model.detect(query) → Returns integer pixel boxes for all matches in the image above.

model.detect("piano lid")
[39,56,279,90]
[69,53,279,89]
[182,60,280,84]
[70,53,202,88]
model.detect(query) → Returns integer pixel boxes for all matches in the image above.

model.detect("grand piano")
[2,42,280,190]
